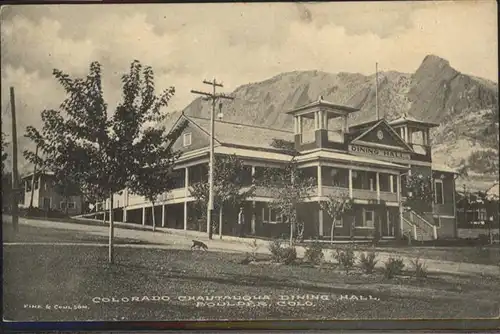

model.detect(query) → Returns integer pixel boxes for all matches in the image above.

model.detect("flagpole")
[375,62,379,120]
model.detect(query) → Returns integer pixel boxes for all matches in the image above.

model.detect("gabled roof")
[350,119,414,152]
[182,114,294,151]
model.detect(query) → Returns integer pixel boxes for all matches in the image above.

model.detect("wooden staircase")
[402,209,437,241]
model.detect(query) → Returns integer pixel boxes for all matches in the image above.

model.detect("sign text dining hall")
[348,144,410,160]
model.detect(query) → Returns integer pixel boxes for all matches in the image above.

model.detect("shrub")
[304,241,324,265]
[410,257,428,279]
[334,248,356,274]
[281,246,297,265]
[359,251,378,274]
[383,257,405,279]
[268,239,283,262]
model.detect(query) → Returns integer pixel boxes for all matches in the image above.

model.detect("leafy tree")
[25,60,183,263]
[1,132,8,174]
[260,139,316,245]
[190,154,255,239]
[403,174,434,213]
[127,120,188,231]
[319,192,353,244]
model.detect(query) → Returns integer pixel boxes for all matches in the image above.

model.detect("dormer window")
[183,133,192,147]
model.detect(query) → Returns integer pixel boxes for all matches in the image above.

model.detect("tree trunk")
[219,206,223,239]
[208,207,213,240]
[290,208,297,246]
[108,193,114,264]
[65,193,69,216]
[29,152,38,209]
[330,220,335,245]
[151,202,156,232]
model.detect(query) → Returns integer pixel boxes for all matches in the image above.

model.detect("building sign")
[348,144,410,160]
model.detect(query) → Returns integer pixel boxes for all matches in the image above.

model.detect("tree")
[1,132,8,174]
[319,192,354,244]
[25,60,183,264]
[127,120,188,231]
[403,174,434,214]
[190,154,255,238]
[260,139,316,245]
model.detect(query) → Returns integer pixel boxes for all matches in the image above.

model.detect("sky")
[1,1,498,137]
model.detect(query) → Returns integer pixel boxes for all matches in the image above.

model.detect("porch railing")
[404,210,437,240]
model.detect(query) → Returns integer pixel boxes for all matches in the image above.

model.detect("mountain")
[3,54,498,186]
[175,54,498,181]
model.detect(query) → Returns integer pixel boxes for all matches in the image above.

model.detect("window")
[334,217,343,227]
[263,207,283,224]
[363,209,374,228]
[323,167,348,188]
[434,180,444,205]
[183,133,192,147]
[433,217,441,228]
[34,177,39,190]
[60,201,67,210]
[379,173,391,192]
[68,202,76,209]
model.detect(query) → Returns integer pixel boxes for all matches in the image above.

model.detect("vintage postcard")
[1,1,499,328]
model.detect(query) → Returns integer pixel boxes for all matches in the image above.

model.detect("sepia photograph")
[1,1,499,327]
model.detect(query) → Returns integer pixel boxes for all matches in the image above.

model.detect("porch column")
[343,115,349,133]
[294,117,298,134]
[376,172,380,203]
[298,116,303,134]
[314,111,319,130]
[348,169,353,199]
[251,201,256,235]
[123,208,128,223]
[251,165,256,183]
[324,113,328,130]
[397,172,403,239]
[161,204,166,227]
[317,164,322,197]
[318,207,324,237]
[184,166,189,230]
[142,206,146,225]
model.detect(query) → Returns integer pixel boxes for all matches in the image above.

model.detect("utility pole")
[375,62,379,120]
[191,79,234,239]
[29,144,39,209]
[10,87,19,232]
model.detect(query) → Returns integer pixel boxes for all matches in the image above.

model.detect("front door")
[42,197,51,210]
[381,210,396,237]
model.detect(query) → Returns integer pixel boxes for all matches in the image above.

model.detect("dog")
[191,240,208,251]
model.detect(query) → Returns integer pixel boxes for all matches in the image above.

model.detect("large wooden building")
[97,98,459,241]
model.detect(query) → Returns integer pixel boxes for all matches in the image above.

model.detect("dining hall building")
[93,97,459,242]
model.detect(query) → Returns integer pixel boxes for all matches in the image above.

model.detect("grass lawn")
[2,224,152,245]
[4,243,500,321]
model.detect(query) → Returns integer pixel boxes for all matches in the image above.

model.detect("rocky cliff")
[176,54,498,177]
